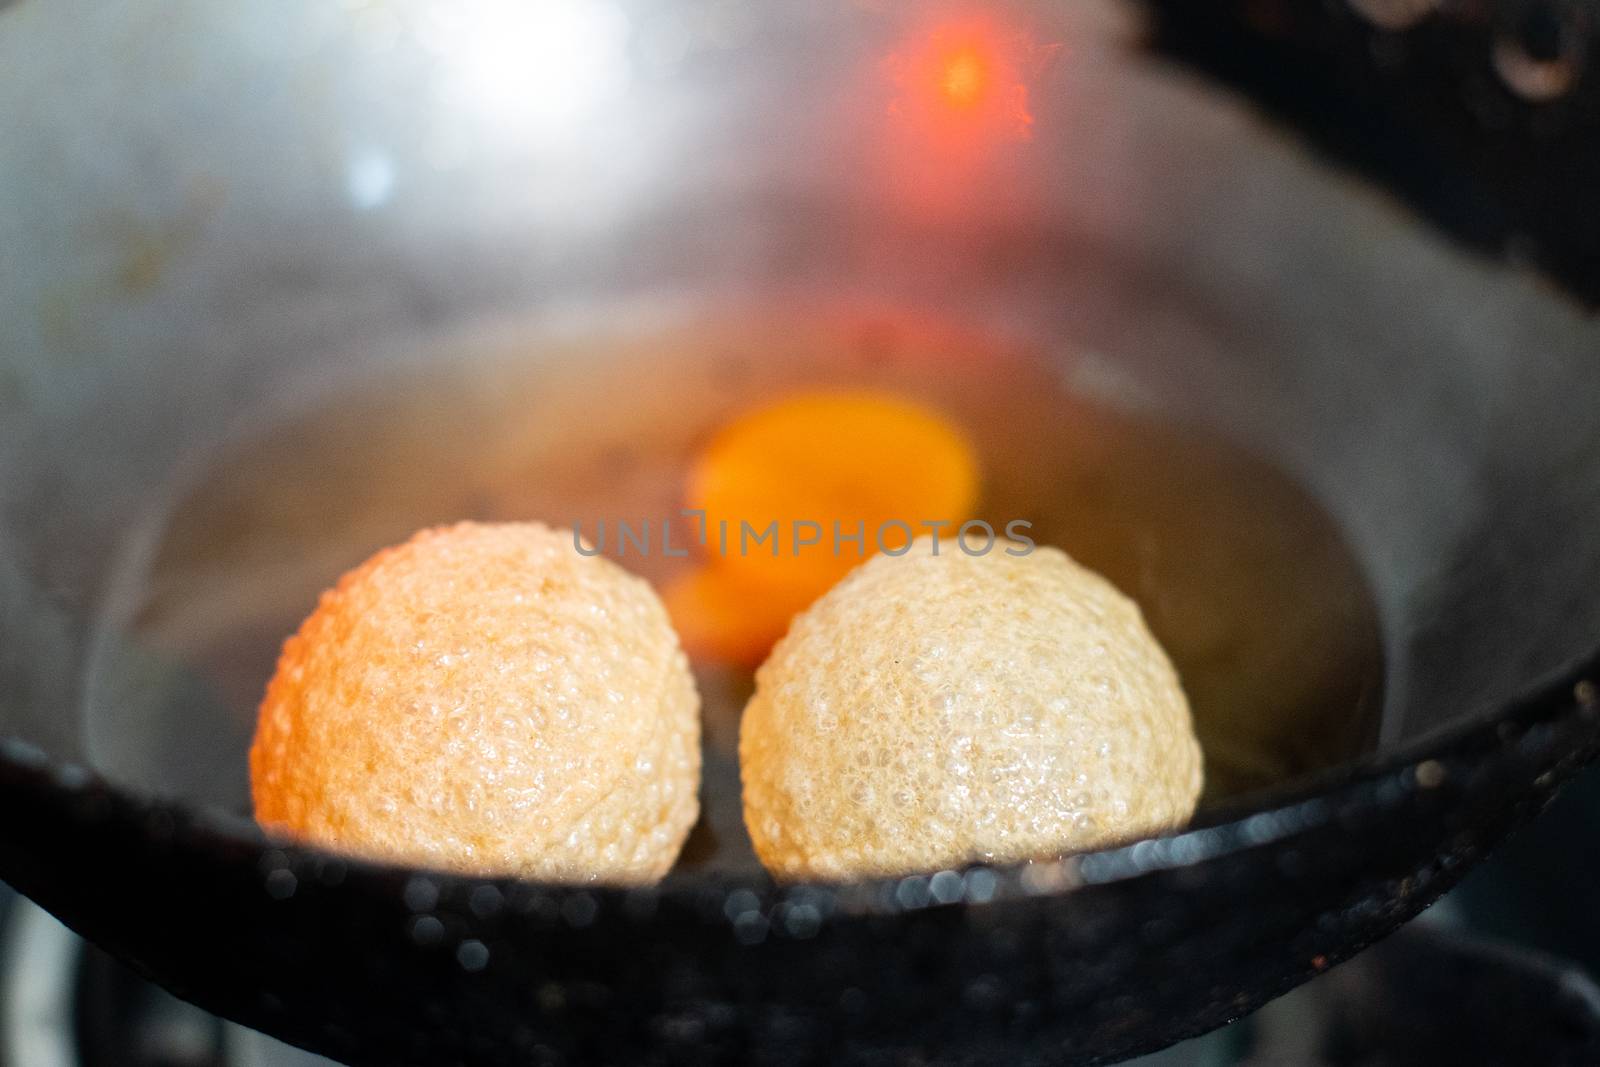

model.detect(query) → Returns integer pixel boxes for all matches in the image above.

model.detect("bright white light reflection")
[420,0,632,140]
[346,148,397,210]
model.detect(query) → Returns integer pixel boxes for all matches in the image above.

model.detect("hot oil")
[114,308,1384,870]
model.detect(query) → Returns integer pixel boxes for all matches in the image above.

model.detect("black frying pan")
[2,0,1599,1064]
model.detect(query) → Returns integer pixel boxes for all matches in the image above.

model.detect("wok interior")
[67,310,1383,873]
[2,0,1600,875]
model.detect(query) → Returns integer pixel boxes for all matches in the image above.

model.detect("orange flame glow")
[874,13,1046,219]
[886,15,1034,145]
[941,47,988,108]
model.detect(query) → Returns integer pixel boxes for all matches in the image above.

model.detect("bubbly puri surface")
[250,522,700,884]
[740,538,1202,880]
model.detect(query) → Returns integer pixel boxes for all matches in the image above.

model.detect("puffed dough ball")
[251,522,700,884]
[740,538,1202,880]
